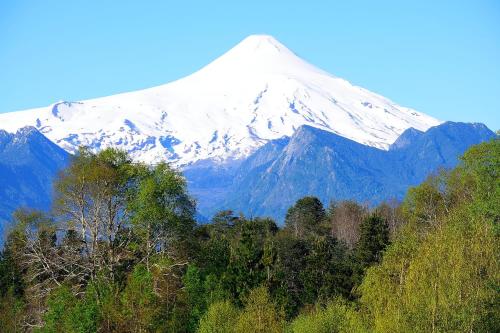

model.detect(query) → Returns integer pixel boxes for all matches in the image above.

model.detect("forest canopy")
[0,139,498,332]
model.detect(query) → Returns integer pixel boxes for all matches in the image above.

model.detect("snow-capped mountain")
[0,35,440,166]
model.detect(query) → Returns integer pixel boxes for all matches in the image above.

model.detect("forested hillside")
[0,139,498,332]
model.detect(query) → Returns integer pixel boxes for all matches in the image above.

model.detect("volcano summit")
[0,35,440,165]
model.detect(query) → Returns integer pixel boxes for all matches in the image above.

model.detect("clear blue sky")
[1,0,499,130]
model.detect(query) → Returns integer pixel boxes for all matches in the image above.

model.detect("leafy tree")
[285,196,325,238]
[119,264,157,332]
[0,234,25,298]
[147,257,190,332]
[36,284,99,333]
[359,140,500,332]
[70,288,100,333]
[267,233,309,318]
[3,140,497,332]
[198,235,231,278]
[0,288,25,333]
[288,297,367,333]
[401,172,449,227]
[225,219,268,303]
[128,162,196,268]
[458,137,499,221]
[197,300,239,333]
[36,285,77,333]
[53,147,135,283]
[235,286,285,333]
[184,265,207,332]
[210,210,240,235]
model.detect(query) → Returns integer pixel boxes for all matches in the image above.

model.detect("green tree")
[119,264,158,332]
[301,236,352,304]
[36,285,77,333]
[288,297,367,333]
[0,288,25,333]
[268,233,309,319]
[128,162,196,268]
[359,140,500,332]
[353,215,389,285]
[210,210,240,235]
[235,286,284,333]
[197,300,239,333]
[36,284,99,333]
[53,147,135,283]
[184,265,207,332]
[224,217,277,304]
[285,197,325,238]
[0,231,25,298]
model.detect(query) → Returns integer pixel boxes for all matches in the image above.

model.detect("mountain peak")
[234,35,291,54]
[16,126,39,137]
[195,34,318,77]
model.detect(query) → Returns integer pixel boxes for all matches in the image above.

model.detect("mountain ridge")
[191,121,496,221]
[0,126,70,237]
[0,123,495,228]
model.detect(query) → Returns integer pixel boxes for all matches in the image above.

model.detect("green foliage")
[0,239,24,298]
[301,236,352,304]
[37,285,99,333]
[288,297,367,333]
[355,215,389,267]
[227,222,266,301]
[359,139,500,332]
[221,217,278,304]
[197,300,240,333]
[268,234,309,318]
[119,264,157,332]
[198,235,231,277]
[361,206,499,332]
[352,215,389,285]
[184,265,207,332]
[459,138,500,223]
[0,287,25,333]
[285,196,326,238]
[2,141,497,332]
[235,286,285,333]
[129,162,196,262]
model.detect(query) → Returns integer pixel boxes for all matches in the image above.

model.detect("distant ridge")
[188,122,496,221]
[0,127,69,237]
[0,123,494,227]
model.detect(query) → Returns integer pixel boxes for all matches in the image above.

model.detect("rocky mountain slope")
[193,122,495,220]
[0,127,69,236]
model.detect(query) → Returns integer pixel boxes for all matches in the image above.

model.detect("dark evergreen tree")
[225,218,272,304]
[353,214,389,285]
[285,196,326,238]
[0,237,25,299]
[301,236,352,304]
[268,233,309,319]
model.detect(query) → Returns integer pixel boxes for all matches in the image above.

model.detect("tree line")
[0,139,498,332]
